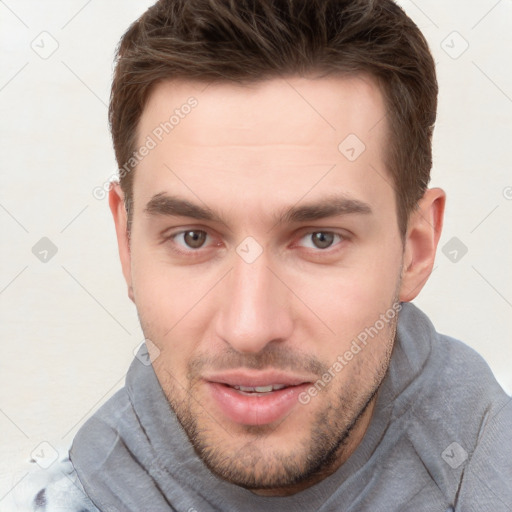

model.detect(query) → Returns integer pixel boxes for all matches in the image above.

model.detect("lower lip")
[207,382,309,426]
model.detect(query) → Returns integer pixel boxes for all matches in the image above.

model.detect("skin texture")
[109,75,445,495]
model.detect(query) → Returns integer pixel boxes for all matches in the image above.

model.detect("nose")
[214,252,294,354]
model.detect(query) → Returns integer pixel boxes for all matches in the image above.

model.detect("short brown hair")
[109,0,437,237]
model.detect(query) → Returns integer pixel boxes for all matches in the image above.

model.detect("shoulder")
[2,451,99,512]
[409,313,511,450]
[70,387,133,468]
[456,396,512,510]
[3,390,133,511]
[432,330,509,418]
[444,341,512,509]
[398,302,509,417]
[399,306,512,507]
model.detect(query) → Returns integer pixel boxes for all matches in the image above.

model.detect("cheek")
[287,254,401,361]
[129,246,206,360]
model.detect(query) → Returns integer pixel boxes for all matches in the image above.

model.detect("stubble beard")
[156,315,397,493]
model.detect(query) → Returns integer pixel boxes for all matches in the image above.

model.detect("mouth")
[204,372,313,426]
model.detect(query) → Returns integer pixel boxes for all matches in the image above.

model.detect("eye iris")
[184,230,206,248]
[312,232,334,249]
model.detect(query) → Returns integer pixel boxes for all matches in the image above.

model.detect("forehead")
[133,74,392,225]
[140,74,386,148]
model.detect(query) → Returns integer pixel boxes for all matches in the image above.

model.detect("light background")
[0,0,511,503]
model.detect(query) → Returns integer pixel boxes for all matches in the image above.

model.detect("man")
[18,0,511,510]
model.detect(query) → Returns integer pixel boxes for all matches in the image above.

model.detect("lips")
[204,371,313,426]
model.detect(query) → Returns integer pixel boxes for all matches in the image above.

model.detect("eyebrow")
[144,192,372,226]
[278,195,372,224]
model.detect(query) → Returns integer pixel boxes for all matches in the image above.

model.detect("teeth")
[233,384,287,393]
[254,385,273,393]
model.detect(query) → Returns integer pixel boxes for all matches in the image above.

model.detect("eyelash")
[163,228,348,257]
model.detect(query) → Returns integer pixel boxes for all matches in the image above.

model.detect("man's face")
[125,75,405,493]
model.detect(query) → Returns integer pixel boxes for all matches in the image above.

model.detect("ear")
[109,182,134,302]
[399,188,446,302]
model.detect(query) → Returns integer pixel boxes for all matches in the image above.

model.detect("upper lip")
[203,370,313,388]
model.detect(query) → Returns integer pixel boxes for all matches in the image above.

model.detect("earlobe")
[399,188,446,302]
[108,182,135,303]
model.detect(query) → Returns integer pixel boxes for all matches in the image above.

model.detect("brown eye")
[310,232,336,249]
[181,230,207,249]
